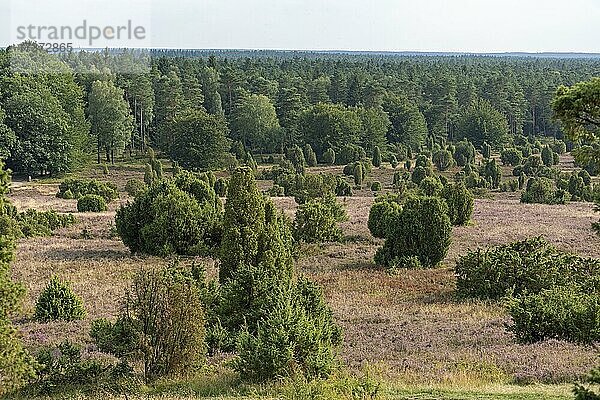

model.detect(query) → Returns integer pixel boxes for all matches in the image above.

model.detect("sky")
[2,0,600,53]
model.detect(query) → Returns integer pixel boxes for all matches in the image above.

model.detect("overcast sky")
[2,0,600,53]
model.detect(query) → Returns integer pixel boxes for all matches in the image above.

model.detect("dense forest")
[0,43,599,176]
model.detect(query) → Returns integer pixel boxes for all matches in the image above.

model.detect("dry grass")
[7,161,600,394]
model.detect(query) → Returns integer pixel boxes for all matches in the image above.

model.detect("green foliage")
[268,184,285,197]
[419,176,443,197]
[482,142,492,159]
[231,94,281,152]
[453,140,476,167]
[521,177,569,205]
[287,145,306,174]
[541,146,556,167]
[116,173,223,256]
[170,109,231,171]
[500,148,523,166]
[411,166,429,184]
[441,182,474,226]
[370,181,382,192]
[0,160,35,394]
[77,194,107,213]
[304,144,318,167]
[323,148,336,165]
[383,94,428,151]
[32,340,117,394]
[372,146,382,168]
[368,196,402,239]
[456,99,509,148]
[337,144,366,165]
[373,195,451,269]
[294,194,347,243]
[14,209,75,238]
[125,178,147,197]
[57,179,118,202]
[480,159,502,189]
[214,177,228,197]
[34,276,86,322]
[353,163,363,187]
[455,237,600,300]
[507,285,600,344]
[92,265,206,381]
[88,80,133,163]
[432,149,454,171]
[144,163,156,185]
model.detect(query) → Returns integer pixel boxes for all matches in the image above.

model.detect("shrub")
[404,159,411,171]
[411,166,428,184]
[234,277,342,382]
[14,209,76,238]
[116,174,223,256]
[337,144,365,165]
[214,177,228,197]
[500,148,523,166]
[368,196,402,239]
[507,286,600,344]
[455,237,600,300]
[294,194,347,243]
[287,145,306,174]
[33,340,115,393]
[144,163,156,185]
[323,148,336,165]
[353,163,363,187]
[35,276,86,322]
[480,159,502,189]
[92,266,206,381]
[304,144,318,167]
[218,168,341,380]
[373,196,451,269]
[541,146,554,167]
[77,195,107,213]
[372,146,382,168]
[370,181,382,192]
[125,178,147,197]
[441,182,474,226]
[521,177,569,205]
[551,141,567,155]
[268,184,285,197]
[432,149,454,171]
[453,140,476,167]
[57,179,118,202]
[335,177,353,197]
[482,141,491,159]
[419,176,443,197]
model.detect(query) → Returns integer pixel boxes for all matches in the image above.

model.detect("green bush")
[77,195,107,212]
[441,182,474,226]
[214,177,228,197]
[323,148,336,165]
[35,276,86,322]
[432,149,454,171]
[500,148,523,166]
[368,196,402,239]
[92,266,206,381]
[14,209,76,237]
[116,174,223,256]
[304,144,318,167]
[480,159,502,189]
[453,140,476,167]
[482,142,492,159]
[335,177,353,197]
[507,286,600,344]
[32,340,116,394]
[294,194,347,243]
[370,181,382,192]
[268,184,285,197]
[411,166,429,184]
[521,177,569,205]
[353,163,363,187]
[57,179,118,202]
[234,276,342,382]
[125,178,147,197]
[218,168,341,380]
[455,237,600,300]
[551,141,567,155]
[419,176,443,197]
[373,196,451,269]
[372,146,382,168]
